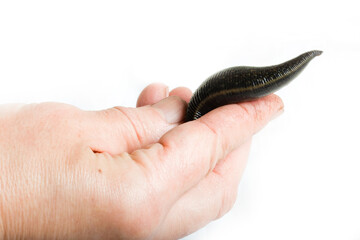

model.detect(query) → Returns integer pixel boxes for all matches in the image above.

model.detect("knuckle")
[110,107,145,147]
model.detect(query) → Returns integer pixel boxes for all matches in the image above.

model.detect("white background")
[1,1,359,239]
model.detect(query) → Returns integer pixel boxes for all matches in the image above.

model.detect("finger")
[156,139,252,239]
[136,83,169,107]
[130,94,283,204]
[87,85,191,154]
[86,96,187,155]
[169,87,192,103]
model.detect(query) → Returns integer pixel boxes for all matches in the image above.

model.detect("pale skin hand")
[0,83,283,239]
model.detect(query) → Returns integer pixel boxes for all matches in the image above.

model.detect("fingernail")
[152,96,187,124]
[271,107,284,121]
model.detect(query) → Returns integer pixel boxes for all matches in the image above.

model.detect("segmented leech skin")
[185,50,322,122]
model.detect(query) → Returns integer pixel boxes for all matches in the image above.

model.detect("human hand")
[0,83,283,239]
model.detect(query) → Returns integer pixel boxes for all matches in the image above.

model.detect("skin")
[0,83,283,239]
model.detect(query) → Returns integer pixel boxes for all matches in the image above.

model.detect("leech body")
[185,50,322,122]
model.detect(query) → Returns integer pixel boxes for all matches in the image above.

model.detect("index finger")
[131,94,283,203]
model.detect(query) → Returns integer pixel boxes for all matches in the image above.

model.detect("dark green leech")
[185,50,322,122]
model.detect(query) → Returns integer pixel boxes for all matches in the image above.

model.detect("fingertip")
[137,83,169,107]
[169,87,193,103]
[255,94,284,121]
[263,94,284,109]
[194,94,285,144]
[151,96,188,124]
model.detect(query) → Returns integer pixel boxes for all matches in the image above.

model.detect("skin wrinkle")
[199,171,230,221]
[131,143,177,207]
[158,119,230,198]
[234,104,257,136]
[151,141,196,202]
[195,119,222,174]
[162,138,251,238]
[198,105,253,165]
[215,181,228,220]
[236,98,276,135]
[128,148,158,188]
[141,105,176,143]
[108,103,176,155]
[216,186,237,220]
[211,157,228,177]
[215,142,251,220]
[156,130,206,202]
[112,107,143,151]
[236,102,251,118]
[216,160,243,220]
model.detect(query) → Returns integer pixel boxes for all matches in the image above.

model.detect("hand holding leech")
[0,51,320,239]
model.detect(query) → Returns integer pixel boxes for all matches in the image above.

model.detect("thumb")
[86,96,187,155]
